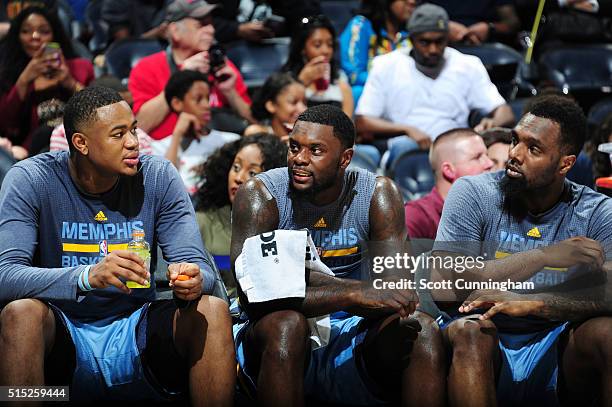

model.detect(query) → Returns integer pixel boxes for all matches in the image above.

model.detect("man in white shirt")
[355,3,514,165]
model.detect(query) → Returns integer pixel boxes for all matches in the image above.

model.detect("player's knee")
[415,313,444,362]
[257,310,309,364]
[195,295,231,326]
[0,299,49,342]
[585,317,612,364]
[450,318,497,361]
[0,299,49,334]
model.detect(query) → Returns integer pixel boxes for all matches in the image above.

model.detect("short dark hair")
[164,70,209,110]
[295,104,355,149]
[480,127,512,148]
[525,95,587,156]
[251,72,300,122]
[63,86,124,154]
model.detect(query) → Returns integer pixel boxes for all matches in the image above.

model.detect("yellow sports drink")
[126,229,151,288]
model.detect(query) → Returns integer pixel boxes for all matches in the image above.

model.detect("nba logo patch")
[99,240,108,257]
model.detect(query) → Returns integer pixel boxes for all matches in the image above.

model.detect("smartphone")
[263,14,285,35]
[43,42,61,77]
[208,44,231,82]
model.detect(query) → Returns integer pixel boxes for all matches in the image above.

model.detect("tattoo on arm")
[535,296,612,321]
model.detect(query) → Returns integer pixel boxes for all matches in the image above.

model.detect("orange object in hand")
[176,274,191,281]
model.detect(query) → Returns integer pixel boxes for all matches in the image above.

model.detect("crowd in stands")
[0,0,611,405]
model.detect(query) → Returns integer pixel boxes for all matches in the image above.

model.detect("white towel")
[235,229,333,349]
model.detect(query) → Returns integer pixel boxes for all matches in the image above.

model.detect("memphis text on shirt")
[60,220,144,266]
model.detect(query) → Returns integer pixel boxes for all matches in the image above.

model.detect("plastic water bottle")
[126,229,151,288]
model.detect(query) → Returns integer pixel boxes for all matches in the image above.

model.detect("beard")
[288,159,341,200]
[500,173,529,199]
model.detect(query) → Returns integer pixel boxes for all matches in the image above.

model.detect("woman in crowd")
[282,14,354,117]
[0,6,93,156]
[244,72,307,141]
[339,0,416,105]
[195,133,287,298]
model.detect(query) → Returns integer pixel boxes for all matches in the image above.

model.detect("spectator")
[194,133,287,298]
[405,128,493,240]
[101,0,171,43]
[209,0,321,44]
[0,86,235,403]
[589,112,612,179]
[151,69,239,194]
[129,0,252,140]
[282,14,354,117]
[355,4,514,166]
[0,6,93,155]
[339,0,416,104]
[481,126,511,171]
[245,72,306,141]
[0,0,59,38]
[427,0,520,45]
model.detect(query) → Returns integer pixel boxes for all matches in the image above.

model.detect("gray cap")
[407,3,449,35]
[165,0,219,23]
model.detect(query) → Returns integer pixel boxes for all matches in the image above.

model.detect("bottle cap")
[132,229,145,238]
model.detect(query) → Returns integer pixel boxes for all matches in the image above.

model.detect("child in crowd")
[152,69,239,194]
[245,72,306,142]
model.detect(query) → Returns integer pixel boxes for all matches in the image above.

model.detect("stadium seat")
[104,38,164,83]
[0,148,16,188]
[509,98,529,123]
[453,42,528,100]
[567,151,594,188]
[226,39,290,90]
[320,0,359,34]
[539,44,612,108]
[388,150,434,202]
[71,39,93,60]
[347,147,378,173]
[85,0,108,53]
[587,97,612,131]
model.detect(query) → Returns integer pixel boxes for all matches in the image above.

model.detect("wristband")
[78,265,93,291]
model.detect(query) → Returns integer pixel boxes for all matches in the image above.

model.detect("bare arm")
[461,268,612,322]
[490,104,514,127]
[475,104,515,132]
[339,80,355,118]
[355,115,431,148]
[356,115,417,137]
[135,91,170,133]
[222,87,255,123]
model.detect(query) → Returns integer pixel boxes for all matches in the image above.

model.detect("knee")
[449,318,497,361]
[579,317,612,363]
[195,295,231,327]
[256,310,310,364]
[414,312,444,355]
[0,299,49,341]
